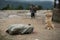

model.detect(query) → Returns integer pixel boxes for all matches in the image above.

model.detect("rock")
[6,24,34,35]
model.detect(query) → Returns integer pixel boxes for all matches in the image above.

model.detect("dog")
[45,11,54,30]
[6,24,34,35]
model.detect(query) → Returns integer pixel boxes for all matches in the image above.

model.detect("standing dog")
[45,11,54,30]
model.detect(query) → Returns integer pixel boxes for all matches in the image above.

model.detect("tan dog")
[45,11,54,30]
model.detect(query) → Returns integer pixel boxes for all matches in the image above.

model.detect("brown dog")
[45,11,54,30]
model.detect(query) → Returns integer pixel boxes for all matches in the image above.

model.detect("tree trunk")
[52,0,60,22]
[54,0,56,8]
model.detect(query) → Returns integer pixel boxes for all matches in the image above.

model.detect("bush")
[38,5,43,10]
[16,5,23,10]
[25,6,30,10]
[1,4,11,10]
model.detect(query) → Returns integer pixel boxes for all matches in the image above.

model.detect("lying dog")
[45,11,54,30]
[6,24,34,35]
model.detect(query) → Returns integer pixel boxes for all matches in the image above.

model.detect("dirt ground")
[0,10,60,40]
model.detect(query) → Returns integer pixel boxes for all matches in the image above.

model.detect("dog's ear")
[28,24,31,26]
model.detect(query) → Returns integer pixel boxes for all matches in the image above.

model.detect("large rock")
[6,24,34,35]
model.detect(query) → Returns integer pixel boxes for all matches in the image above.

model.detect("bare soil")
[0,10,60,40]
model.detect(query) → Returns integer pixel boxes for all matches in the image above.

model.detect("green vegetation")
[1,4,24,10]
[1,4,43,10]
[1,4,12,10]
[38,5,43,10]
[26,6,30,10]
[16,5,23,10]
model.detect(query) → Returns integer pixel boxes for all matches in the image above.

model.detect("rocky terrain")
[0,10,60,40]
